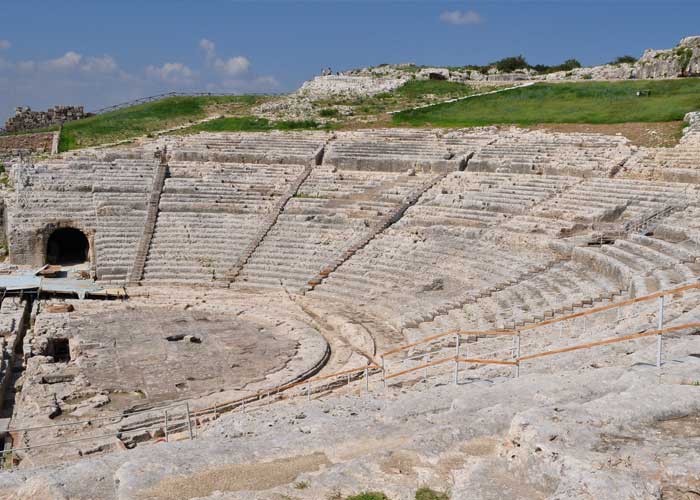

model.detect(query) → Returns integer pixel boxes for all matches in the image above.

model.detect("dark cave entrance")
[46,228,89,265]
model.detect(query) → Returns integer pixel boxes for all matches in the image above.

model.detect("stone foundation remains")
[4,106,91,133]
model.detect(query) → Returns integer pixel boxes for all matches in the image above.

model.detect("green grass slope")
[183,116,320,133]
[393,80,700,127]
[58,95,267,151]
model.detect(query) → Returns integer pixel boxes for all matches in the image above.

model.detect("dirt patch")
[379,449,423,476]
[139,452,330,500]
[528,121,685,148]
[461,436,498,457]
[654,414,700,438]
[593,432,645,453]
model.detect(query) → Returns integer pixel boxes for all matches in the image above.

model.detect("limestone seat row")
[238,168,430,290]
[142,162,307,284]
[572,234,700,297]
[311,225,555,331]
[323,129,495,173]
[532,177,697,223]
[408,260,622,339]
[170,132,328,165]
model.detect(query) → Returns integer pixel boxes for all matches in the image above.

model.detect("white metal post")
[382,356,386,390]
[164,410,169,442]
[423,355,429,383]
[185,403,194,440]
[453,334,461,385]
[364,367,369,393]
[514,332,521,378]
[657,295,664,368]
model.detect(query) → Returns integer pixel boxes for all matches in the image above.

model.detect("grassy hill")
[38,78,700,152]
[58,95,269,151]
[393,80,700,127]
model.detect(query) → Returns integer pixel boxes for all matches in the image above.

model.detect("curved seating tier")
[623,129,700,182]
[142,162,306,284]
[310,224,556,331]
[410,172,577,227]
[468,130,631,177]
[170,131,329,165]
[532,177,697,223]
[407,260,623,338]
[237,167,429,290]
[572,234,700,297]
[323,129,496,172]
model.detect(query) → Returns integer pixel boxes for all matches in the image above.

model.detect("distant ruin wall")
[0,132,59,155]
[4,106,91,133]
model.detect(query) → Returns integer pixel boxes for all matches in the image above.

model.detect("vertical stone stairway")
[306,172,450,291]
[226,164,315,283]
[127,154,169,285]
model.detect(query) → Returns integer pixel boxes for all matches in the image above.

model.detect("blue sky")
[0,0,698,121]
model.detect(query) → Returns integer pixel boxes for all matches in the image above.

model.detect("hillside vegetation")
[45,78,700,151]
[393,79,700,127]
[58,95,269,151]
[313,80,485,126]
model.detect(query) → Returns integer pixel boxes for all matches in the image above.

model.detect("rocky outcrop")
[4,106,91,133]
[296,75,408,100]
[636,35,700,79]
[342,35,700,84]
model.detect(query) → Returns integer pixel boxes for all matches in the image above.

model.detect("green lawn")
[392,79,477,99]
[58,95,267,151]
[393,80,700,127]
[179,116,321,133]
[313,79,482,121]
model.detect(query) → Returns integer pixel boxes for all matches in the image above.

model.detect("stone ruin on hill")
[3,105,92,133]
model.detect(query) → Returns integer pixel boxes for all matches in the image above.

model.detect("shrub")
[610,55,637,65]
[276,119,320,130]
[319,108,340,118]
[493,55,529,73]
[415,487,450,500]
[676,48,694,74]
[533,59,582,74]
[346,493,391,500]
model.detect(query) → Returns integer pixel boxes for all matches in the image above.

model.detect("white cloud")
[439,9,483,26]
[199,38,216,61]
[214,56,250,76]
[0,42,284,123]
[0,40,10,50]
[145,62,196,84]
[200,38,251,76]
[81,55,118,73]
[44,51,83,70]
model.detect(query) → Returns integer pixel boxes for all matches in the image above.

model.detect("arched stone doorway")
[46,227,90,265]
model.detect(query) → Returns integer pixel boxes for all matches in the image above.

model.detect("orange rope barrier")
[457,357,518,366]
[519,282,700,332]
[380,329,516,357]
[191,281,700,420]
[518,322,700,362]
[384,356,454,380]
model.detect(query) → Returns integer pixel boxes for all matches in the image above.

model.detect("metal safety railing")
[1,402,194,469]
[378,281,700,387]
[3,281,699,467]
